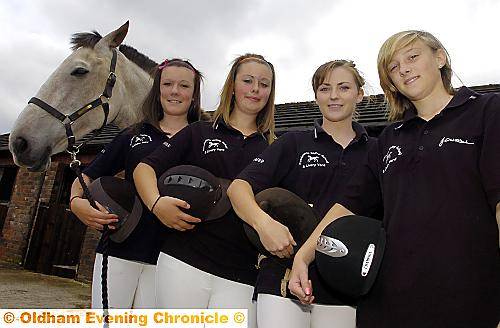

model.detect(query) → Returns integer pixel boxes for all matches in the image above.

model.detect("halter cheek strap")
[28,48,119,323]
[28,48,118,152]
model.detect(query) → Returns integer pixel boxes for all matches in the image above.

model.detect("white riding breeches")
[156,252,256,328]
[257,293,356,328]
[92,253,156,308]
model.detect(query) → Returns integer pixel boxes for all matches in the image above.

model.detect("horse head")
[9,22,154,171]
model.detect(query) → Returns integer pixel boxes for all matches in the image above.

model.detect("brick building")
[0,84,498,282]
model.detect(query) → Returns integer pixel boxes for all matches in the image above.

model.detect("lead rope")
[69,150,110,328]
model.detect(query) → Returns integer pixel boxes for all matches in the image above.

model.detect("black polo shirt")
[339,87,500,327]
[83,122,169,264]
[237,120,377,304]
[142,120,269,285]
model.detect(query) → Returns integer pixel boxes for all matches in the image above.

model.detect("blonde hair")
[312,59,365,120]
[212,54,276,143]
[377,30,454,121]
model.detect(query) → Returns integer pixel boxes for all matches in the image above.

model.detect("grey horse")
[9,22,156,171]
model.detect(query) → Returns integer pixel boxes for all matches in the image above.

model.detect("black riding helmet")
[88,176,143,243]
[243,187,320,255]
[315,215,386,299]
[157,165,231,221]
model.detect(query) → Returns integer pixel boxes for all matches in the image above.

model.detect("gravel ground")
[0,261,91,308]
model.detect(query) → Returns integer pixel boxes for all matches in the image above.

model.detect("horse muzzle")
[9,135,52,171]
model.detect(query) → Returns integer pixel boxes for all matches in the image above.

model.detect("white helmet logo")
[361,244,376,277]
[316,235,348,257]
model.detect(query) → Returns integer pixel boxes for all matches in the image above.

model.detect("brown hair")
[312,59,365,93]
[377,30,454,121]
[212,54,276,143]
[141,59,204,130]
[312,59,365,119]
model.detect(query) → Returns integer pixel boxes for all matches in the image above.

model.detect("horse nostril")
[13,137,29,154]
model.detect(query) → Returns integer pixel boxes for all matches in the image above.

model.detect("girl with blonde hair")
[133,53,276,328]
[289,30,500,327]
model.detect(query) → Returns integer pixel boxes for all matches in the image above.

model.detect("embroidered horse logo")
[203,139,228,154]
[130,134,152,148]
[382,145,402,173]
[307,155,320,163]
[299,152,329,168]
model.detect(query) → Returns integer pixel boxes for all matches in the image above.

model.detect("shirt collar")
[313,119,326,139]
[445,86,479,109]
[313,118,369,143]
[213,118,267,141]
[394,86,480,131]
[213,118,231,132]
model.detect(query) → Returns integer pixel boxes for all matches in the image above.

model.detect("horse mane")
[70,31,157,75]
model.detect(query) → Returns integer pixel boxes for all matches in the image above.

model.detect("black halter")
[28,48,118,153]
[28,48,119,320]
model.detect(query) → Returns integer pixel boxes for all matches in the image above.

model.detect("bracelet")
[69,195,82,210]
[150,196,161,214]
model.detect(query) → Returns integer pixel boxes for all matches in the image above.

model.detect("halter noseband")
[28,48,120,321]
[28,48,118,154]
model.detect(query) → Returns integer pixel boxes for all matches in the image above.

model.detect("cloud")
[1,0,499,134]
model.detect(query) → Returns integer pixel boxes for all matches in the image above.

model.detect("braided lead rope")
[70,153,109,328]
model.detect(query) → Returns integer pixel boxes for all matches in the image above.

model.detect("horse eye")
[71,67,89,76]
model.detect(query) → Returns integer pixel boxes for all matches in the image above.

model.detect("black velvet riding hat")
[88,176,143,243]
[244,187,320,255]
[315,215,386,298]
[157,165,231,221]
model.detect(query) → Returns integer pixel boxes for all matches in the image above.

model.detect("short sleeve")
[140,123,192,177]
[83,128,130,179]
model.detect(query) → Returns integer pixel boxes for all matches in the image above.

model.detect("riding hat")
[88,176,143,243]
[157,165,231,221]
[244,187,320,255]
[315,215,386,298]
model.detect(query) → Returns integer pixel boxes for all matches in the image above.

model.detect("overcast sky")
[1,0,499,134]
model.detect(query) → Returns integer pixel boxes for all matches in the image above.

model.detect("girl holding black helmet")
[289,30,500,328]
[228,59,376,328]
[134,54,276,328]
[70,58,204,308]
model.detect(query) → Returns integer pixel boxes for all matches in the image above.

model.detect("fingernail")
[305,288,311,295]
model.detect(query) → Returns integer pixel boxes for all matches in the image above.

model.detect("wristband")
[150,196,162,213]
[69,195,82,210]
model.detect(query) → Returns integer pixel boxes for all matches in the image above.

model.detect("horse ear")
[96,21,129,50]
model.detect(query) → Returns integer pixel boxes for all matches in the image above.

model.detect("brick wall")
[76,229,99,283]
[0,162,58,264]
[0,152,125,284]
[39,163,58,204]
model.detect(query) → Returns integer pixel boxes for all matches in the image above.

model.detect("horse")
[307,155,319,163]
[9,21,157,171]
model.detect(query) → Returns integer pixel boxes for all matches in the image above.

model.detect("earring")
[438,64,443,69]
